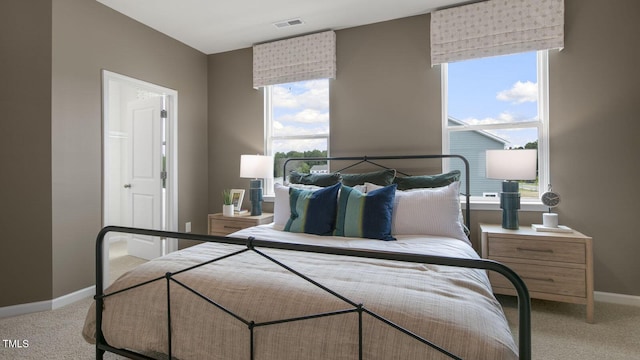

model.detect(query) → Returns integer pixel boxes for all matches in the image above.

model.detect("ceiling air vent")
[273,18,304,29]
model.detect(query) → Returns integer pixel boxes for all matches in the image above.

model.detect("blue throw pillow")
[334,184,396,241]
[284,182,341,236]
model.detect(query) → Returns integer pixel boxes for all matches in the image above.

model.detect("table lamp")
[240,154,274,216]
[486,149,537,229]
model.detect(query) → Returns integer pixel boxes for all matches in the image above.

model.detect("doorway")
[102,70,178,287]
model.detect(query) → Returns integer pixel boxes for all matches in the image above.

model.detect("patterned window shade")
[253,31,336,88]
[431,0,564,65]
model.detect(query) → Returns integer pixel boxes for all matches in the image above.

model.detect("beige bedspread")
[83,225,517,359]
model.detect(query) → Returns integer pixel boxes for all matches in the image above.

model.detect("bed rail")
[282,154,471,234]
[95,226,531,360]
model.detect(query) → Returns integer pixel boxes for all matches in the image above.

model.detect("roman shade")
[430,0,564,65]
[253,31,336,88]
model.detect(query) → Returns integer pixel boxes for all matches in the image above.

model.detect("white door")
[125,96,164,260]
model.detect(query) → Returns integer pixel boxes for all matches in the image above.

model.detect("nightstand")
[208,212,274,236]
[480,223,594,323]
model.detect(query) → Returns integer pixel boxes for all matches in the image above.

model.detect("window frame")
[263,80,331,198]
[441,50,549,210]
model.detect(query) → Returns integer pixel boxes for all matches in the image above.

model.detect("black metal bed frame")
[94,155,531,360]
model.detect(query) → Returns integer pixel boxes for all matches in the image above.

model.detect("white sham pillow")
[362,182,384,193]
[391,182,468,243]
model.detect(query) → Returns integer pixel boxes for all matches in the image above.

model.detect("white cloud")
[272,80,329,111]
[272,121,284,130]
[272,121,329,137]
[278,109,329,124]
[496,81,538,104]
[462,112,523,125]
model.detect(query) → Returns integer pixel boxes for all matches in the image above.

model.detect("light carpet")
[2,256,639,360]
[500,295,640,359]
[2,296,639,359]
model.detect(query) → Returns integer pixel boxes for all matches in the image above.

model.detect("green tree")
[273,149,328,178]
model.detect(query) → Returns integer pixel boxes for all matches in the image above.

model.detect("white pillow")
[391,182,468,243]
[273,183,322,229]
[362,182,384,193]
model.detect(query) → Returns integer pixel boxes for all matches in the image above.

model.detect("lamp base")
[250,200,262,216]
[501,207,519,230]
[500,181,521,230]
[249,179,263,216]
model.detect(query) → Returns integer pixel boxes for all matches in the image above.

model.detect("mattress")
[83,224,517,359]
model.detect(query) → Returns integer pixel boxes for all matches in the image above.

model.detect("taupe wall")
[208,0,640,296]
[549,0,640,295]
[51,0,208,298]
[0,1,53,306]
[207,48,265,218]
[332,15,441,157]
[0,0,208,307]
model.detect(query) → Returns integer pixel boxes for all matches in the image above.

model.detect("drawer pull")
[524,276,555,283]
[223,225,243,230]
[516,247,554,253]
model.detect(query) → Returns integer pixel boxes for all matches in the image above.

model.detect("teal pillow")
[393,170,461,190]
[334,184,396,241]
[340,169,396,187]
[289,171,342,187]
[284,182,341,235]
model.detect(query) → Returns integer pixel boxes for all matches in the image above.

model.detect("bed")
[83,154,531,359]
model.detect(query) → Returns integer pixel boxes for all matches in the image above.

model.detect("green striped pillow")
[284,183,341,235]
[334,184,396,241]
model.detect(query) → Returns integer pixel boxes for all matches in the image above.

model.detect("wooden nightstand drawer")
[208,213,274,236]
[480,224,594,323]
[210,218,251,235]
[487,237,585,264]
[489,262,586,297]
[209,221,251,235]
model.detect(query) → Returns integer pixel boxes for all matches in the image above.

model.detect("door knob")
[124,184,132,189]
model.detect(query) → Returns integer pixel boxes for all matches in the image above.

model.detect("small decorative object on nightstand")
[230,189,245,212]
[534,184,564,232]
[208,212,274,237]
[480,223,594,323]
[222,189,235,217]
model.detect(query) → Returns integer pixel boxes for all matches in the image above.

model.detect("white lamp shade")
[486,149,537,180]
[240,154,274,179]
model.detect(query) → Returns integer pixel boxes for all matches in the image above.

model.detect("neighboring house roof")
[447,116,509,145]
[310,164,328,173]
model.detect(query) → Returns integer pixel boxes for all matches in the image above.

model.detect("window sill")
[463,198,547,212]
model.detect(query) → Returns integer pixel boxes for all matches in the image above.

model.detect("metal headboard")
[282,154,471,234]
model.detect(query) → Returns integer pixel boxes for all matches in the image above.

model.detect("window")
[442,51,549,202]
[264,79,330,194]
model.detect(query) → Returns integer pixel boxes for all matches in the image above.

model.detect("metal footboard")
[94,226,531,360]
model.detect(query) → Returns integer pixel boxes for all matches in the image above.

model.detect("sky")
[272,51,539,153]
[448,51,539,148]
[271,79,329,153]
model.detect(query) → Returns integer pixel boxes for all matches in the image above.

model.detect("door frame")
[101,70,179,286]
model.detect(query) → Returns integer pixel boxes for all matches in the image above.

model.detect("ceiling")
[97,0,472,55]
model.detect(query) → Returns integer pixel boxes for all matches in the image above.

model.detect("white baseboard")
[51,286,95,309]
[0,300,51,319]
[595,291,640,307]
[0,285,95,319]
